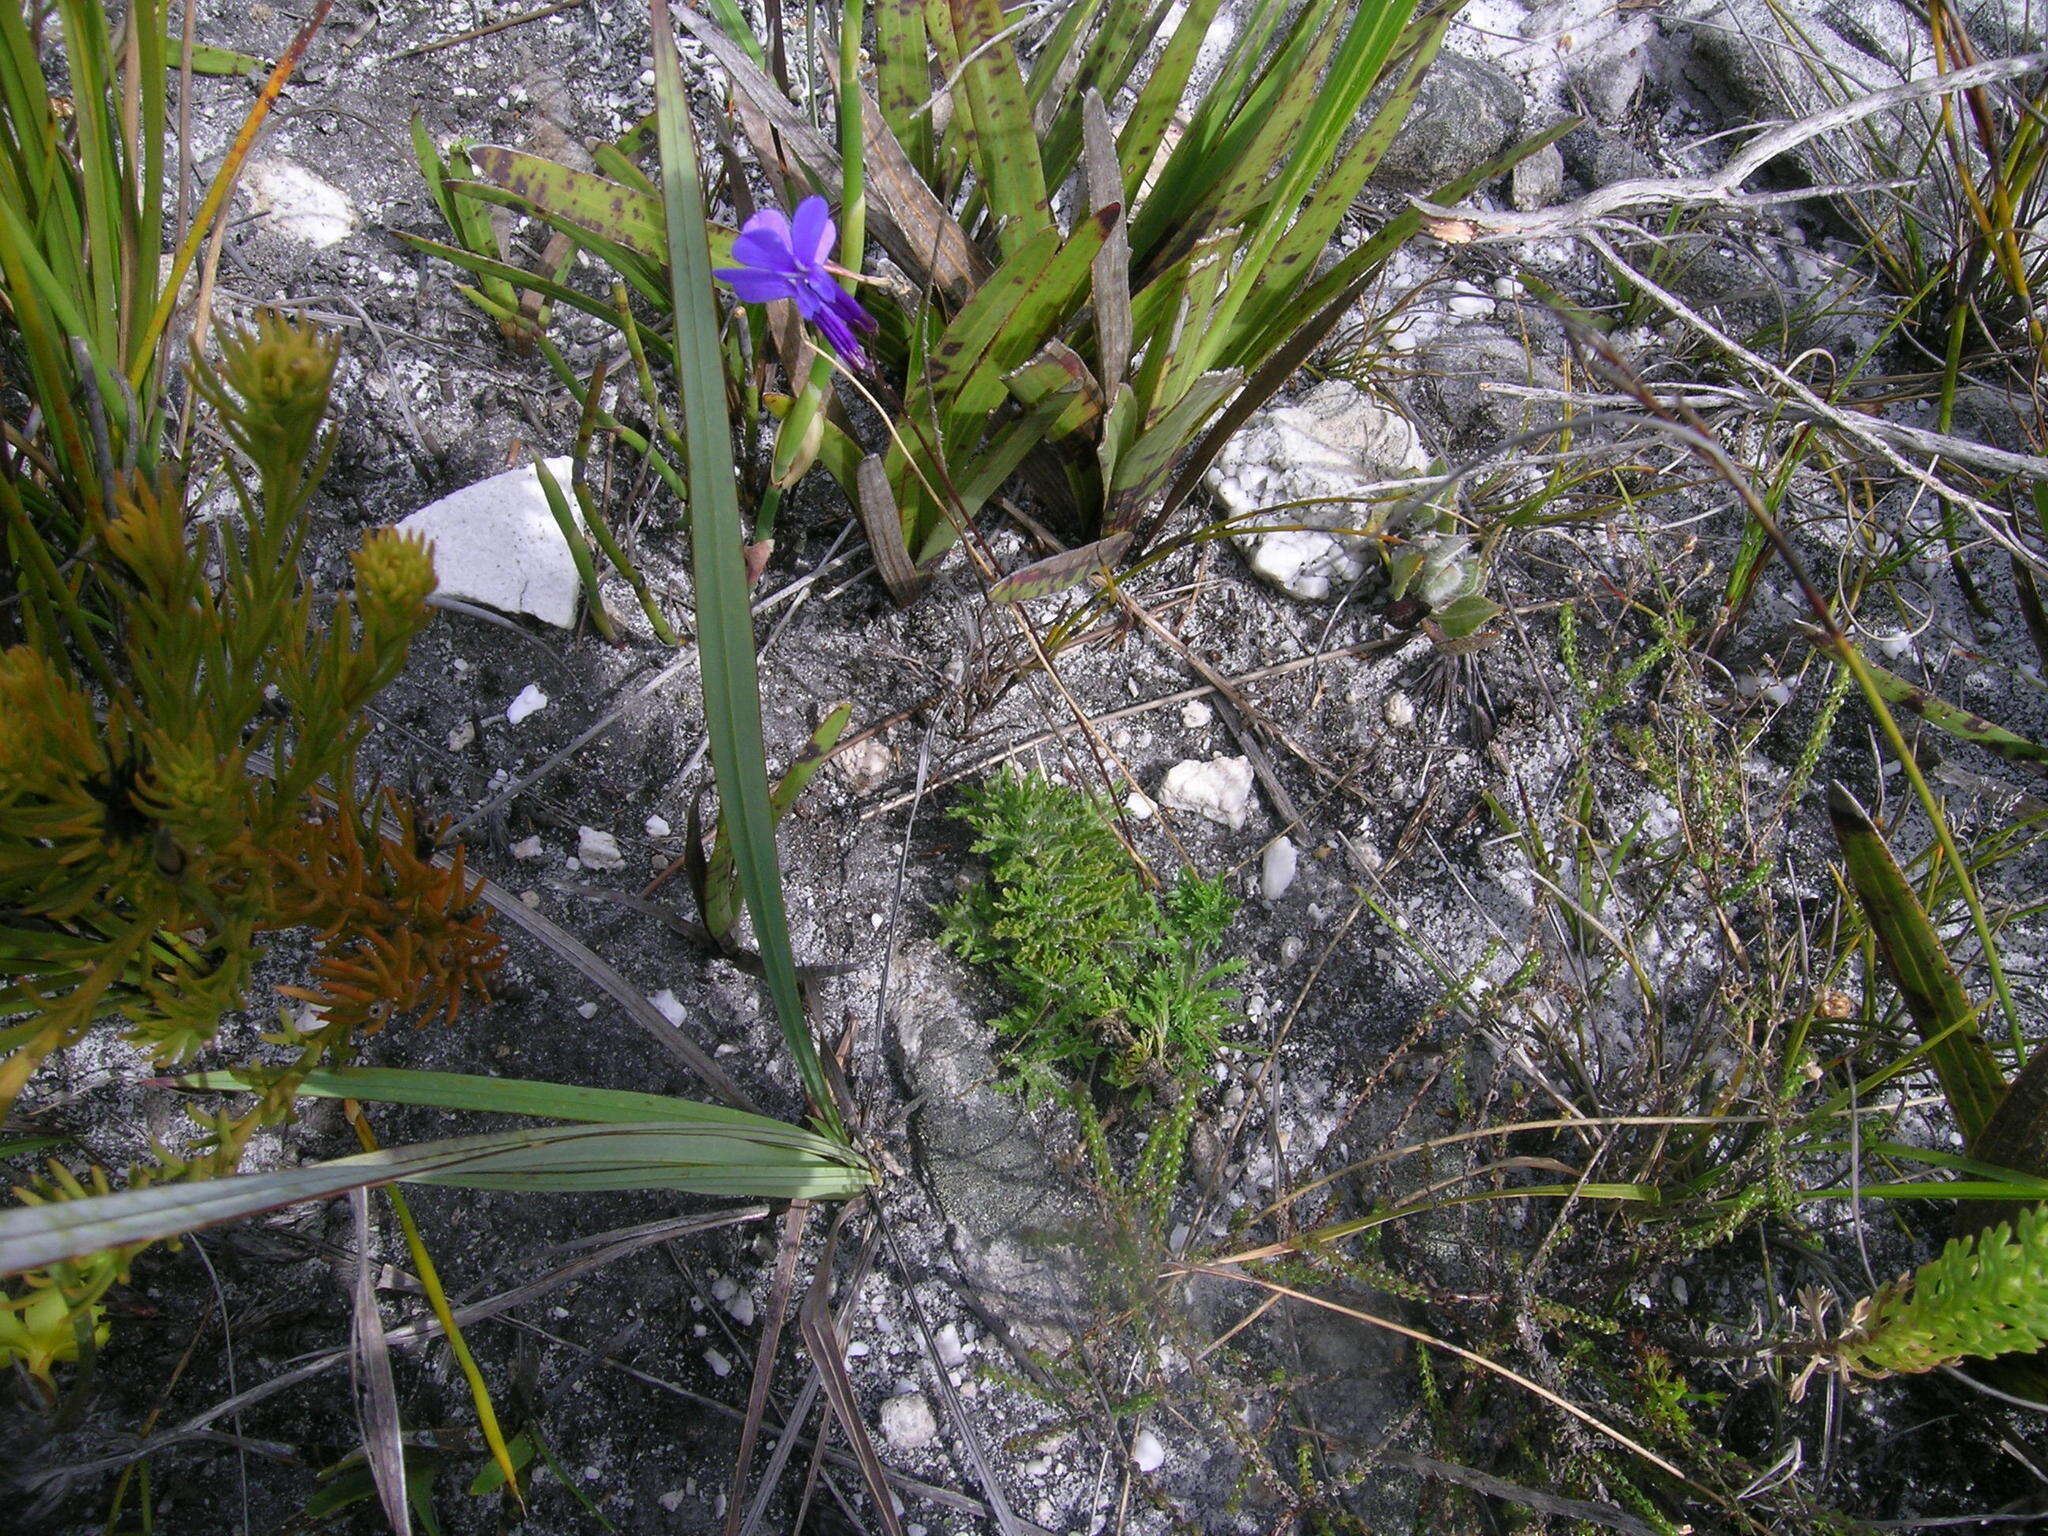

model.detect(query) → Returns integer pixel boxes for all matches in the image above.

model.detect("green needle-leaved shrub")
[1840,1205,2048,1377]
[940,771,1241,1099]
[1,316,500,1388]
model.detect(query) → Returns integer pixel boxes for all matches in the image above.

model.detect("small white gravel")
[577,827,625,871]
[1260,836,1299,900]
[1132,1428,1166,1472]
[879,1391,938,1451]
[505,683,549,724]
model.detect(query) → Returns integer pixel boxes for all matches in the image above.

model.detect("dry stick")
[1421,51,2048,241]
[1168,1263,1693,1485]
[1580,229,2046,573]
[382,0,589,59]
[473,872,757,1109]
[1490,380,2048,484]
[725,1199,811,1536]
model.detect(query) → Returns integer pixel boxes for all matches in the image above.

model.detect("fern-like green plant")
[939,770,1242,1098]
[1837,1205,2048,1377]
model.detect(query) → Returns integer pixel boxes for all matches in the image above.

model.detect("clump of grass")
[940,770,1241,1100]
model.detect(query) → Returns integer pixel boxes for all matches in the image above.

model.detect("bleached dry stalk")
[1417,51,2048,241]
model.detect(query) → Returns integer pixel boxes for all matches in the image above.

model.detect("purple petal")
[810,304,866,368]
[715,266,800,303]
[790,197,836,268]
[729,227,801,274]
[821,283,877,337]
[735,206,793,257]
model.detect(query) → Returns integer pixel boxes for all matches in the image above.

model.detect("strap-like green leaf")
[651,0,843,1139]
[0,1121,870,1276]
[948,0,1050,257]
[1828,783,2008,1144]
[467,145,669,257]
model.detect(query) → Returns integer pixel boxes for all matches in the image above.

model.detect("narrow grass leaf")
[705,705,855,939]
[650,0,842,1138]
[348,1187,412,1536]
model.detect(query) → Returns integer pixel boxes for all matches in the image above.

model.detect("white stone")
[879,1391,939,1451]
[835,734,893,793]
[577,827,625,871]
[576,1001,598,1019]
[1158,756,1256,831]
[704,1349,732,1378]
[241,159,357,248]
[1132,1428,1167,1473]
[726,1291,757,1327]
[934,1323,967,1368]
[505,683,549,724]
[1260,836,1299,900]
[398,458,584,628]
[1383,691,1416,729]
[1445,282,1493,319]
[1179,699,1214,730]
[648,989,688,1025]
[644,814,672,837]
[509,835,544,860]
[1203,381,1430,602]
[446,720,475,752]
[1125,791,1156,821]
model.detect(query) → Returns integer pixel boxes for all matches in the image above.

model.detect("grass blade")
[0,1121,872,1277]
[348,1187,412,1536]
[1827,782,2007,1143]
[650,0,842,1138]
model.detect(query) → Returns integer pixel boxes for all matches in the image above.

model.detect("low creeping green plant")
[940,770,1243,1100]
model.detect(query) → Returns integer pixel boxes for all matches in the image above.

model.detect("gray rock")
[1560,126,1655,189]
[893,962,1085,1340]
[1662,0,1951,251]
[1369,55,1525,192]
[1413,329,1563,450]
[1526,0,1654,121]
[1511,142,1567,210]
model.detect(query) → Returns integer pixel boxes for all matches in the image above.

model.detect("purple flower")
[714,196,876,368]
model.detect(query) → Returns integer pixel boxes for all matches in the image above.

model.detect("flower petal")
[790,197,836,268]
[716,266,800,304]
[811,304,865,367]
[736,206,793,257]
[730,226,801,274]
[821,283,878,337]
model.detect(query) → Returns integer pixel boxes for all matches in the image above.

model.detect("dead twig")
[1420,52,2048,240]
